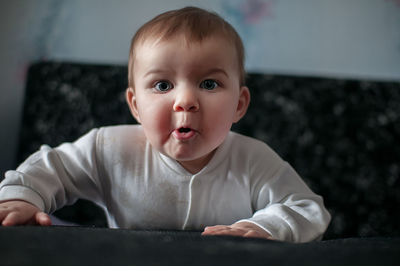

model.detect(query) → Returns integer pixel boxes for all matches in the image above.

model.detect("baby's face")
[127,35,249,173]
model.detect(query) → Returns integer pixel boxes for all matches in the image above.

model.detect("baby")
[0,7,330,242]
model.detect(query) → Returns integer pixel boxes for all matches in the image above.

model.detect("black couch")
[2,61,399,265]
[0,226,399,266]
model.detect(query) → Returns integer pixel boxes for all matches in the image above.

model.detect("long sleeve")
[239,162,331,242]
[0,128,105,213]
[228,132,331,242]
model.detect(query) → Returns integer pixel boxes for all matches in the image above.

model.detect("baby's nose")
[173,88,199,112]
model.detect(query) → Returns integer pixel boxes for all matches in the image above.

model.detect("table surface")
[0,226,399,266]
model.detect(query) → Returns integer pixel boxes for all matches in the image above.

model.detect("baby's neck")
[177,149,217,174]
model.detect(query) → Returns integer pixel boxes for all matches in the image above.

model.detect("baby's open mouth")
[179,127,192,133]
[173,127,196,140]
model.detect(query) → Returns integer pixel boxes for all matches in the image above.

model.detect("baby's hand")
[0,200,51,226]
[201,221,273,240]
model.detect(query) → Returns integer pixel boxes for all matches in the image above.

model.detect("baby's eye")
[154,81,172,92]
[200,79,218,90]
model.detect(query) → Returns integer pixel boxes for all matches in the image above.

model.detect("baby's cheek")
[210,113,234,134]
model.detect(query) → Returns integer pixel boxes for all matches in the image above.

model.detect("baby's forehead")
[134,34,238,66]
[136,30,232,49]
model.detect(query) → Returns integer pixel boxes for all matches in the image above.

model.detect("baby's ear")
[233,86,250,123]
[126,87,141,123]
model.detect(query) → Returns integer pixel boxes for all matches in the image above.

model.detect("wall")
[1,0,399,175]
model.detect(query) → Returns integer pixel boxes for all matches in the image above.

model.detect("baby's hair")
[128,6,246,88]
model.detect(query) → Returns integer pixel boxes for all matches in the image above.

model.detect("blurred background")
[1,0,400,175]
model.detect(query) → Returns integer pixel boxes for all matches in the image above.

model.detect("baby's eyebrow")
[144,69,171,78]
[143,68,228,79]
[203,68,229,78]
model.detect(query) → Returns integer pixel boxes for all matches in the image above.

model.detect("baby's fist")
[0,200,51,226]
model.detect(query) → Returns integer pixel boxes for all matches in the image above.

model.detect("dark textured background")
[15,61,400,239]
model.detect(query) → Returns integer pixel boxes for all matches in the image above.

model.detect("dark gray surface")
[0,226,399,266]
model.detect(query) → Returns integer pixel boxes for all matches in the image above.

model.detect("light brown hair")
[128,6,246,88]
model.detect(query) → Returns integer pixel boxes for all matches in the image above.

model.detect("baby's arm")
[199,136,330,242]
[0,128,104,217]
[202,221,273,240]
[202,163,330,242]
[0,200,51,226]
